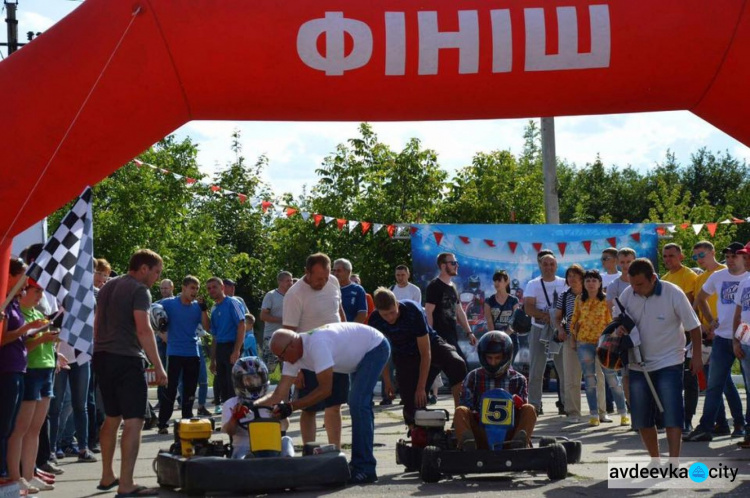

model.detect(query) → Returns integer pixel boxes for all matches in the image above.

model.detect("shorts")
[299,369,350,413]
[93,351,148,420]
[629,363,684,430]
[23,368,54,401]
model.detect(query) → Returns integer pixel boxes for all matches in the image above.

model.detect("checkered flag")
[27,187,95,360]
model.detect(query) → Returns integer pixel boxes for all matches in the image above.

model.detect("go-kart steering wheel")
[236,404,276,430]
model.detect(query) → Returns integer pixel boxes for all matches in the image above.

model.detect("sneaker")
[713,424,731,436]
[732,425,746,438]
[18,478,41,494]
[348,471,378,485]
[620,415,631,426]
[90,443,101,454]
[427,394,437,405]
[39,463,64,475]
[378,398,392,406]
[158,427,169,435]
[54,449,64,460]
[197,406,211,416]
[62,446,79,457]
[683,428,713,442]
[78,449,97,462]
[48,453,59,465]
[683,423,694,434]
[600,415,613,423]
[589,417,600,427]
[567,416,580,424]
[29,476,54,491]
[214,405,222,415]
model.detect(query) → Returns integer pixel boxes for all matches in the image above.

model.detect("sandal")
[97,478,119,491]
[115,485,159,497]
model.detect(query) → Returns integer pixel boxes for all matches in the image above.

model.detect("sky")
[5,0,750,198]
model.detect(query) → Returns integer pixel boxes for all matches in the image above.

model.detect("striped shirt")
[459,367,528,412]
[555,289,578,335]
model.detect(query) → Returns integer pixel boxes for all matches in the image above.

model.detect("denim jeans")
[198,347,208,407]
[50,362,90,451]
[698,337,745,431]
[740,344,750,426]
[348,339,390,477]
[630,363,684,429]
[577,343,626,415]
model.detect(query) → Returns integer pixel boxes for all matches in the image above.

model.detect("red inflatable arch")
[1,0,750,288]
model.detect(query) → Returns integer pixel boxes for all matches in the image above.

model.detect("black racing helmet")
[477,331,514,377]
[232,356,269,401]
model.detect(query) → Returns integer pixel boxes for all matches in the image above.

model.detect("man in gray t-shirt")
[93,250,167,497]
[260,271,293,372]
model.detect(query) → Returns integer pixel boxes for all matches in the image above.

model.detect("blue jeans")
[50,362,90,451]
[698,337,745,431]
[630,363,684,429]
[348,339,390,477]
[577,343,626,416]
[739,344,750,426]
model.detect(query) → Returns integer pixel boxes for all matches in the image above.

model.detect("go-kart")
[154,406,350,495]
[395,389,582,483]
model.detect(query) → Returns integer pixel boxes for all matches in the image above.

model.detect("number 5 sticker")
[481,398,514,426]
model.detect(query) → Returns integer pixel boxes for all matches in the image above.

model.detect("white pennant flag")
[301,212,310,221]
[373,223,383,234]
[348,220,359,232]
[692,224,704,235]
[666,224,677,233]
[324,216,334,224]
[720,219,732,224]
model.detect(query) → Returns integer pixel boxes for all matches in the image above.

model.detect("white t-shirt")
[282,275,341,332]
[281,322,384,376]
[261,289,286,338]
[734,277,750,325]
[524,276,567,326]
[222,396,294,458]
[701,269,748,339]
[602,272,622,292]
[391,283,422,304]
[618,280,701,372]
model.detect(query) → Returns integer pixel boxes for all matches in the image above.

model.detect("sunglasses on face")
[601,256,613,261]
[445,261,459,266]
[692,252,707,261]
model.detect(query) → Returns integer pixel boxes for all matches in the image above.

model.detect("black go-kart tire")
[420,446,442,483]
[539,437,581,464]
[395,440,420,472]
[546,443,568,480]
[538,437,557,447]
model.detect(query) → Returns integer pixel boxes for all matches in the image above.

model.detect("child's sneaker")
[621,415,631,426]
[589,417,600,427]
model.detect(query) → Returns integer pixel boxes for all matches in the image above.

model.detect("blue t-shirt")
[243,333,258,357]
[368,300,438,356]
[340,283,367,322]
[210,296,245,344]
[161,296,203,357]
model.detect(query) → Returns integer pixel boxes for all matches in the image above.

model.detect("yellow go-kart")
[154,406,349,495]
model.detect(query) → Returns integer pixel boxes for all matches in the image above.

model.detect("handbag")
[510,307,532,334]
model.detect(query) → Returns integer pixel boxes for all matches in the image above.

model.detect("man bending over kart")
[455,331,537,450]
[258,323,390,485]
[368,288,467,426]
[221,357,295,458]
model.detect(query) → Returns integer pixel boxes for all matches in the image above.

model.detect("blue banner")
[410,223,658,364]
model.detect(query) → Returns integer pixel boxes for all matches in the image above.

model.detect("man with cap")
[684,242,749,441]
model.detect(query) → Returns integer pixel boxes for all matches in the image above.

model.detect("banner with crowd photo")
[410,223,658,363]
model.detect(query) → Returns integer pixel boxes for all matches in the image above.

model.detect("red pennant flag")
[680,223,690,230]
[630,233,641,243]
[210,185,221,192]
[557,242,567,257]
[337,219,347,230]
[361,222,371,235]
[607,237,617,247]
[733,217,745,224]
[484,239,496,248]
[508,241,518,254]
[313,214,323,227]
[532,242,543,253]
[510,210,516,222]
[261,201,273,213]
[582,240,592,254]
[387,225,396,238]
[410,226,418,236]
[185,177,196,185]
[706,222,718,237]
[656,227,667,236]
[434,232,444,245]
[285,208,297,218]
[238,193,247,203]
[459,236,470,244]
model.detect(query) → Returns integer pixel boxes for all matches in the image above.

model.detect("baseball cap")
[26,278,42,289]
[222,278,236,287]
[737,242,750,255]
[722,242,746,254]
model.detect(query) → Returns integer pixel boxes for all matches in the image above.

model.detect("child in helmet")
[454,331,537,449]
[221,356,295,458]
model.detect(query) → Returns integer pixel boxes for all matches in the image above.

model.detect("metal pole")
[541,117,560,224]
[5,1,19,54]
